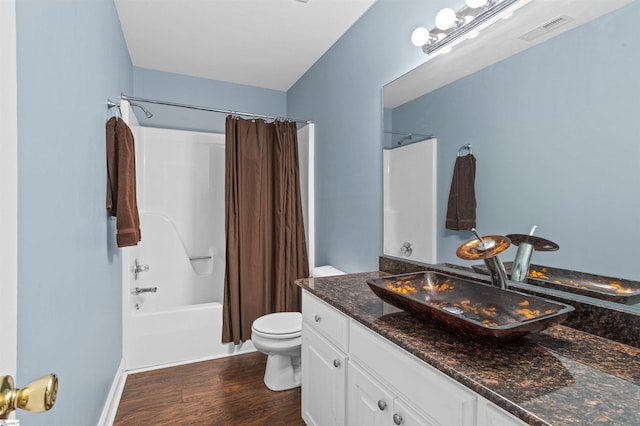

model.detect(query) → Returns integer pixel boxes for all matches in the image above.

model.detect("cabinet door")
[477,397,527,426]
[350,321,477,426]
[393,399,438,426]
[347,362,394,426]
[301,324,347,426]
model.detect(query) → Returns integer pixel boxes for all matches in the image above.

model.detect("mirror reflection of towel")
[445,154,476,231]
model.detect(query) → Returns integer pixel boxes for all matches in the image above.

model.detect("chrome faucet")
[131,259,149,280]
[456,228,511,290]
[507,226,559,283]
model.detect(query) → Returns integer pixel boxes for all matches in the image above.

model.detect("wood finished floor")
[113,351,305,426]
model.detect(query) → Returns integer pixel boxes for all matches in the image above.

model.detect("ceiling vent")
[520,15,574,42]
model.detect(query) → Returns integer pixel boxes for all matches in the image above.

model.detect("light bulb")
[465,0,489,8]
[435,8,459,30]
[411,27,431,47]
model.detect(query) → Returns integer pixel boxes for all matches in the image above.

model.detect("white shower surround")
[122,122,254,370]
[383,138,437,264]
[120,102,315,371]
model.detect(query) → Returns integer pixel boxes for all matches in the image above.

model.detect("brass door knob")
[0,373,58,419]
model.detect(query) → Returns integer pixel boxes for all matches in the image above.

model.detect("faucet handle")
[506,234,559,252]
[131,259,150,280]
[400,242,413,257]
[456,233,511,260]
[471,228,497,252]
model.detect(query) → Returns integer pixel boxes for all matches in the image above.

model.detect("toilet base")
[263,353,301,391]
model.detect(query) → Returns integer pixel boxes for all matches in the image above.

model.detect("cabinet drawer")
[350,321,477,426]
[302,290,349,351]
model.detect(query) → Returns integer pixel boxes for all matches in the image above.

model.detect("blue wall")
[16,0,132,424]
[131,67,287,133]
[391,2,640,279]
[287,0,447,272]
[15,6,287,424]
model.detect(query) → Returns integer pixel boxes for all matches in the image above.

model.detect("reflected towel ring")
[457,144,472,157]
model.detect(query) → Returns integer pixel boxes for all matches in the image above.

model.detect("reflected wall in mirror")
[383,0,640,311]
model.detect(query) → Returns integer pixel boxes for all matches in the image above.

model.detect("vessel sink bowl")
[367,271,574,340]
[473,262,640,305]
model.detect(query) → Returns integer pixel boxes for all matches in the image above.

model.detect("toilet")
[251,265,346,391]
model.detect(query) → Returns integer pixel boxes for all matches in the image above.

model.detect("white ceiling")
[114,0,376,92]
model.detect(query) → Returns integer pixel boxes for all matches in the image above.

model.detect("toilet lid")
[252,312,302,335]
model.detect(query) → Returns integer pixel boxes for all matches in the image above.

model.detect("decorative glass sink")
[367,271,574,340]
[473,262,640,305]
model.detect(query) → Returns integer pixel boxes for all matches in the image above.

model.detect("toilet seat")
[252,312,302,339]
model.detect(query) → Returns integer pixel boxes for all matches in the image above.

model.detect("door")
[0,0,18,381]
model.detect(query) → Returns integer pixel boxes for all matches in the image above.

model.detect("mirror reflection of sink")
[367,271,574,340]
[473,262,640,305]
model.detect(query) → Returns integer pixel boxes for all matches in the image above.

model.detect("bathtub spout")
[131,287,157,295]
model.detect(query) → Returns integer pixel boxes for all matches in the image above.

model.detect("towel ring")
[107,99,122,120]
[457,144,472,157]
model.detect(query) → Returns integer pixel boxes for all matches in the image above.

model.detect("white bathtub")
[123,213,254,370]
[125,302,254,371]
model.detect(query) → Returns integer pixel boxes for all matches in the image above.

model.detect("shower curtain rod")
[384,130,435,139]
[118,94,312,125]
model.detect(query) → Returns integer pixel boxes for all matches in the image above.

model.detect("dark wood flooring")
[113,351,306,426]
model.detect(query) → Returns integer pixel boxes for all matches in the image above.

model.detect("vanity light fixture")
[412,0,533,58]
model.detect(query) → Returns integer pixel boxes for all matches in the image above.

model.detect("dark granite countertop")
[296,270,640,426]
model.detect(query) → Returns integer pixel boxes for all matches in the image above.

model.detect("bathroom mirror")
[383,0,640,313]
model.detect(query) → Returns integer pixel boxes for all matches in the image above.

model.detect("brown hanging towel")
[445,153,477,231]
[106,116,141,247]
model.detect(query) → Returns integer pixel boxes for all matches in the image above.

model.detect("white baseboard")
[97,358,127,426]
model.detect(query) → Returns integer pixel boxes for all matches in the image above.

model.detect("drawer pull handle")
[393,414,403,425]
[314,315,321,322]
[333,359,341,368]
[377,400,387,411]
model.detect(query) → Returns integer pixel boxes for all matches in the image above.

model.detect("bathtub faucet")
[131,287,157,296]
[131,259,150,280]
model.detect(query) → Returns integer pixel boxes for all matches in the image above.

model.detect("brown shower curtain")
[222,116,309,344]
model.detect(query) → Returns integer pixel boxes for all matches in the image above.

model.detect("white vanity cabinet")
[301,290,528,426]
[301,291,349,426]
